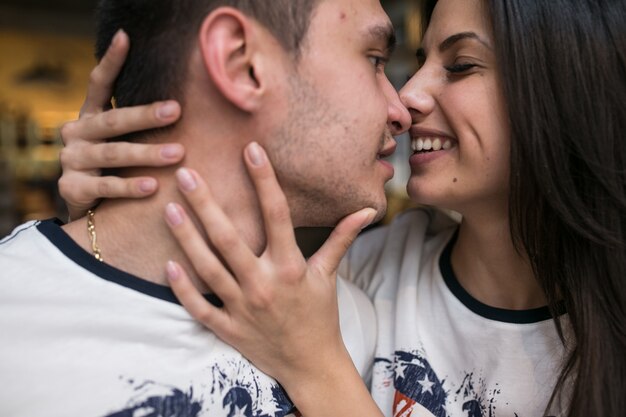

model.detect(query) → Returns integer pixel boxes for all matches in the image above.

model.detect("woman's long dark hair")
[492,0,626,415]
[423,0,626,415]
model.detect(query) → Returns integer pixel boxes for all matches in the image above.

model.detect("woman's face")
[400,0,511,215]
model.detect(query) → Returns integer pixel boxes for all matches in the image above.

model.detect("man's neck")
[63,162,266,292]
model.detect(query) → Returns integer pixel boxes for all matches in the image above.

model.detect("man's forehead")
[311,0,394,44]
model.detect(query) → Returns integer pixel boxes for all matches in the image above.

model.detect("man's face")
[265,0,410,227]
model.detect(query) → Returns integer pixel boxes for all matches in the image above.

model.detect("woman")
[59,0,625,416]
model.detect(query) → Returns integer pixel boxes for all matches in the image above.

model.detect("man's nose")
[384,79,411,136]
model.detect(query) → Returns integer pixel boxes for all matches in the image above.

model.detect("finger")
[175,168,260,280]
[243,142,298,260]
[77,101,181,142]
[308,208,377,275]
[81,30,129,116]
[165,202,242,302]
[60,175,161,221]
[166,260,234,340]
[59,174,159,207]
[62,141,184,171]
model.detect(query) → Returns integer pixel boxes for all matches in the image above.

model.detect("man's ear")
[198,8,263,112]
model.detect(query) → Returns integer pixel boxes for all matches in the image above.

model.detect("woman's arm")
[164,142,384,417]
[58,30,184,220]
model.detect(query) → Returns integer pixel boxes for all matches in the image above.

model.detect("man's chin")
[294,193,388,228]
[337,199,387,226]
[372,205,388,223]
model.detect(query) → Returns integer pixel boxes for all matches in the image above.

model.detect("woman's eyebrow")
[416,31,492,59]
[439,31,493,52]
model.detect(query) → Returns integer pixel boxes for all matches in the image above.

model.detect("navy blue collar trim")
[37,218,223,308]
[439,229,558,324]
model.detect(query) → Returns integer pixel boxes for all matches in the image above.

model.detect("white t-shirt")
[339,209,566,417]
[0,219,375,417]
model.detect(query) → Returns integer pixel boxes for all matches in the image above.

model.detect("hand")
[164,142,382,416]
[58,29,185,220]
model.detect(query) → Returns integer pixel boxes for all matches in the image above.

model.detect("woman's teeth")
[411,137,452,152]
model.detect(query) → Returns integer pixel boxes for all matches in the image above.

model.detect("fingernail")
[176,168,197,192]
[157,101,179,119]
[166,261,180,281]
[165,203,184,226]
[138,178,157,193]
[246,142,266,167]
[161,144,183,160]
[361,209,378,230]
[111,29,124,47]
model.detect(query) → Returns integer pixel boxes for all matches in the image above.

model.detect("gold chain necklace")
[86,209,104,262]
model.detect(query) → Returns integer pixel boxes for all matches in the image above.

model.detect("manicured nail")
[361,209,378,230]
[166,261,180,281]
[138,178,157,193]
[161,144,183,160]
[157,101,179,119]
[111,29,124,47]
[176,168,197,192]
[246,142,266,167]
[165,203,184,226]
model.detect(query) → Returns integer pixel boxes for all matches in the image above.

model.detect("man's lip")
[378,140,397,158]
[379,158,394,176]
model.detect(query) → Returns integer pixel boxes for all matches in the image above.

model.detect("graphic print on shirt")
[104,357,296,417]
[374,349,508,417]
[103,381,202,417]
[452,373,502,417]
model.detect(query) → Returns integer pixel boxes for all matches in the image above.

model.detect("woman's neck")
[450,211,546,310]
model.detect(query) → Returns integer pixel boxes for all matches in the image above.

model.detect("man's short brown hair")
[95,0,320,108]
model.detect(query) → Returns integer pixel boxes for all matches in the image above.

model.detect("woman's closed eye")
[444,62,478,74]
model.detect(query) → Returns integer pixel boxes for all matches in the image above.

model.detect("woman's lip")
[409,127,454,140]
[409,147,450,166]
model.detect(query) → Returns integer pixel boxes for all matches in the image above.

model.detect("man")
[0,0,409,415]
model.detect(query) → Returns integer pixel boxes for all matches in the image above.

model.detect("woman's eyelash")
[444,63,477,73]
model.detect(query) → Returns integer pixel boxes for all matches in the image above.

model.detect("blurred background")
[0,0,423,244]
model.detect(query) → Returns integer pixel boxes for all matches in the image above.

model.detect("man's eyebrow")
[365,23,397,54]
[439,31,492,52]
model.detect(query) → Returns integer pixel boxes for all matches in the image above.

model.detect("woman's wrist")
[281,346,383,417]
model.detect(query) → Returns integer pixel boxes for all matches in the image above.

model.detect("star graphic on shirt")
[418,374,435,395]
[231,404,249,417]
[395,363,408,380]
[411,357,424,367]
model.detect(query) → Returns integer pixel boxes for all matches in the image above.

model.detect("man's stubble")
[266,74,388,228]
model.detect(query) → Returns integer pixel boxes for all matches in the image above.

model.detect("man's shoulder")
[0,219,64,258]
[0,220,51,265]
[0,219,70,287]
[0,220,41,247]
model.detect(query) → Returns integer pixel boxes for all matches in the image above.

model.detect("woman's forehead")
[422,0,491,49]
